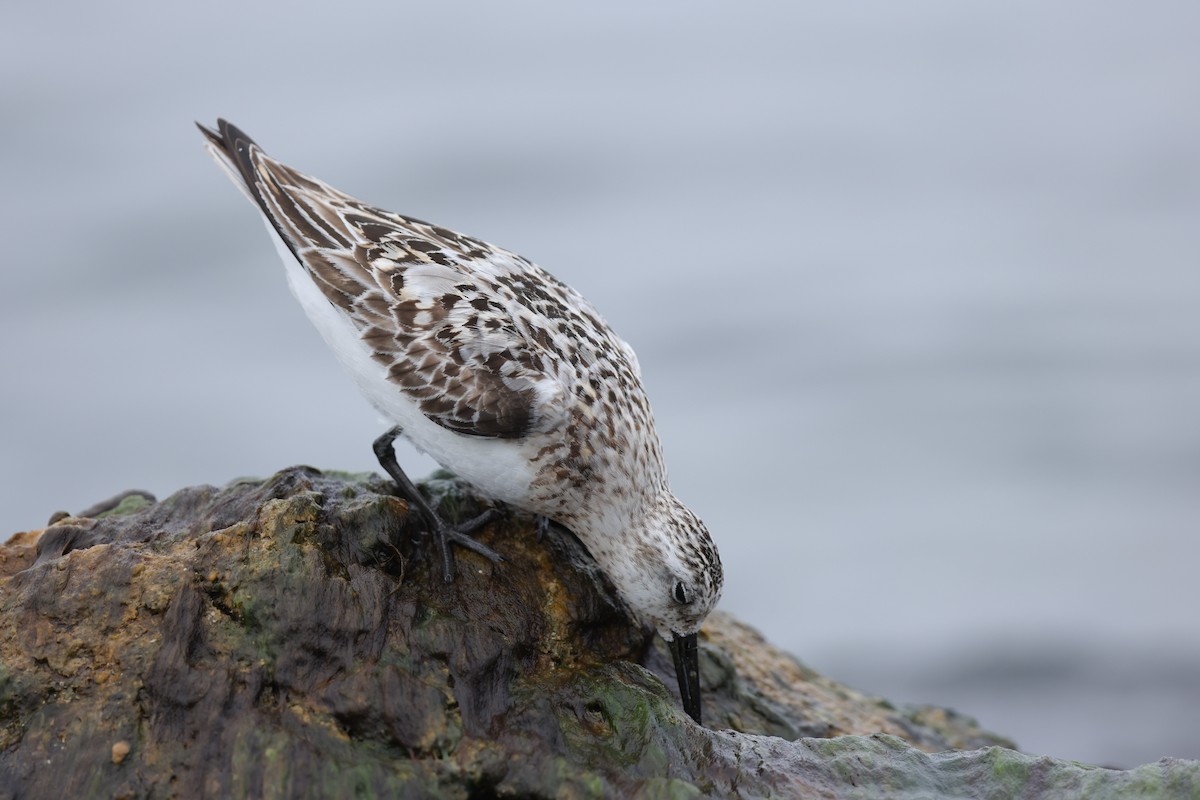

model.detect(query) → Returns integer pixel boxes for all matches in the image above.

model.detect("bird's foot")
[373,425,505,582]
[430,509,505,582]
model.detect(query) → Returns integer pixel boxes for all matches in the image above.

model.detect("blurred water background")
[2,0,1198,769]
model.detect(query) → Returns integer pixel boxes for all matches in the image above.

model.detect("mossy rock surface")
[1,467,1195,798]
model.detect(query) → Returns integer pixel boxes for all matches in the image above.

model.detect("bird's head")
[595,492,723,724]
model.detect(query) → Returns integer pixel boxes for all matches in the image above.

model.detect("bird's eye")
[673,581,691,605]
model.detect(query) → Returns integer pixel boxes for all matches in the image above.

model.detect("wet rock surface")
[1,467,1196,798]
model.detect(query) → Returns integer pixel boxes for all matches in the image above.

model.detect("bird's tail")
[196,118,269,209]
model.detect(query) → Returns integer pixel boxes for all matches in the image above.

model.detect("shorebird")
[198,119,723,723]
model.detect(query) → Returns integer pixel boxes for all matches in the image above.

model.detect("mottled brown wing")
[201,119,570,438]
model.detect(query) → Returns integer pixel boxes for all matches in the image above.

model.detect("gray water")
[2,0,1198,769]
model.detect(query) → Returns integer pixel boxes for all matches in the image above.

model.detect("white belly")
[263,222,539,506]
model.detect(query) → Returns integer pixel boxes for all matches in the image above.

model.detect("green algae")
[94,492,154,518]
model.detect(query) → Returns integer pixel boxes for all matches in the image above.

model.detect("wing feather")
[200,119,583,438]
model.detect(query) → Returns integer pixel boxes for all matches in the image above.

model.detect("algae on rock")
[1,467,1196,798]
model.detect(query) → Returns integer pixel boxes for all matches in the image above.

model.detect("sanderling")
[198,119,723,724]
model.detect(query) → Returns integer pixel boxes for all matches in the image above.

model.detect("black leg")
[372,426,504,582]
[535,514,573,543]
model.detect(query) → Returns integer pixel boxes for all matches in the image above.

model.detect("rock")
[1,467,1196,798]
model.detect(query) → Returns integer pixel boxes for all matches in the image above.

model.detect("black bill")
[668,631,702,724]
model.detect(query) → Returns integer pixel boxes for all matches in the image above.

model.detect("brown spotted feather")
[251,156,566,439]
[230,140,662,518]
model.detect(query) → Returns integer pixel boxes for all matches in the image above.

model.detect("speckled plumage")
[198,120,722,671]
